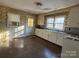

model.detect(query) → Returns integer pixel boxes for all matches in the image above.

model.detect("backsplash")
[65,27,79,36]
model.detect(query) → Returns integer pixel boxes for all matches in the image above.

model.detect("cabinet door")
[42,30,49,40]
[39,29,44,38]
[35,29,41,37]
[35,29,48,39]
[56,33,64,46]
[48,32,57,44]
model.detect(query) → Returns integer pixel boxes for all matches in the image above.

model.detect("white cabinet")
[38,29,44,38]
[65,6,79,28]
[48,32,65,46]
[35,29,40,36]
[35,29,42,37]
[42,30,48,40]
[35,29,49,40]
[56,33,64,46]
[48,32,57,44]
[35,28,64,46]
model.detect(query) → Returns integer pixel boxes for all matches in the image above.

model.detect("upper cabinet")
[65,6,79,28]
[37,15,45,25]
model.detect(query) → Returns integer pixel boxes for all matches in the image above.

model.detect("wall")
[0,5,36,38]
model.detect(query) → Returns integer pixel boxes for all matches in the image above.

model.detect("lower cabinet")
[48,32,57,44]
[35,29,49,40]
[56,33,64,46]
[35,29,64,46]
[42,30,49,40]
[35,29,40,37]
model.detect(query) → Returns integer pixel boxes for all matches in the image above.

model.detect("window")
[46,15,65,31]
[46,17,54,29]
[28,17,34,27]
[54,15,65,31]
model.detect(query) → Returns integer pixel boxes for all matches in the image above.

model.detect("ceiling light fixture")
[35,2,43,9]
[36,2,42,6]
[35,2,51,10]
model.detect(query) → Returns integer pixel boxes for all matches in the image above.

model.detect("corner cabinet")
[35,29,49,40]
[35,29,43,38]
[65,6,79,28]
[35,28,65,46]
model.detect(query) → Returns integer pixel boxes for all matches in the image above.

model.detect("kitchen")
[0,0,79,58]
[35,4,79,58]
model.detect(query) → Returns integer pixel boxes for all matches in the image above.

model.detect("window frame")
[45,12,68,31]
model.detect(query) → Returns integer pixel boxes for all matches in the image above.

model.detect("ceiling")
[0,0,79,14]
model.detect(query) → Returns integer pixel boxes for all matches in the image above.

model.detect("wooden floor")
[0,36,62,58]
